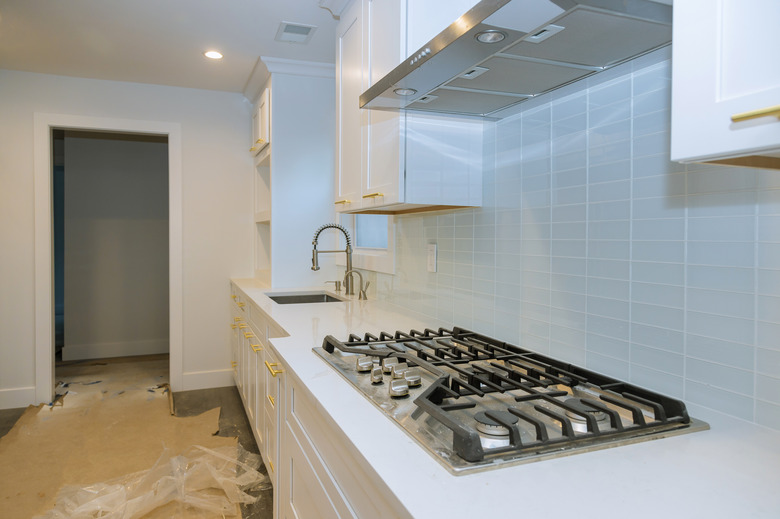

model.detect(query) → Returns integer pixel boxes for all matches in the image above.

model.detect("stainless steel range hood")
[359,0,672,118]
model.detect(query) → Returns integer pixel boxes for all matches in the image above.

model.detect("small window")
[355,214,388,249]
[339,213,395,274]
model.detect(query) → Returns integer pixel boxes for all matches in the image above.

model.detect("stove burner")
[474,411,519,437]
[564,398,608,433]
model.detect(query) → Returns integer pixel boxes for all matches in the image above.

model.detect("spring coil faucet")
[311,223,355,295]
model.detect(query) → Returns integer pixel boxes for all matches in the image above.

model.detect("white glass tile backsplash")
[374,52,780,431]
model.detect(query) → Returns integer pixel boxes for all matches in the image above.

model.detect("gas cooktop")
[315,327,708,475]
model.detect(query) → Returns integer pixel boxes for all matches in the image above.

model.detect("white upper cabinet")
[335,0,363,211]
[671,0,780,168]
[335,0,483,214]
[250,87,270,155]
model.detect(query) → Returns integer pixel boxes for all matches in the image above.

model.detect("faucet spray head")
[312,245,320,271]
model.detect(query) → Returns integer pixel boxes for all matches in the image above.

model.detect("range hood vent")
[359,0,672,118]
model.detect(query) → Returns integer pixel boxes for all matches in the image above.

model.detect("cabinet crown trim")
[261,56,335,79]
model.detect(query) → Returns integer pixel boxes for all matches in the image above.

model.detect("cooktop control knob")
[382,357,399,374]
[356,356,374,372]
[389,378,409,397]
[404,367,422,387]
[391,362,409,379]
[370,366,383,384]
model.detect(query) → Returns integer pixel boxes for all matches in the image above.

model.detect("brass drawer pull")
[267,394,275,406]
[334,199,351,205]
[362,192,384,199]
[265,360,284,377]
[251,343,263,353]
[244,332,255,339]
[731,104,780,123]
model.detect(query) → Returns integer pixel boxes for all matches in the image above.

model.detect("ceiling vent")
[275,22,317,44]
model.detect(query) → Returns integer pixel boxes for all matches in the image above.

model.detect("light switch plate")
[427,243,437,273]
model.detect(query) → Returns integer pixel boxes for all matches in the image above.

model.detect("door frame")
[33,113,183,403]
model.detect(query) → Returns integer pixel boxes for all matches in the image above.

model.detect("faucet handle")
[359,281,370,300]
[325,280,342,292]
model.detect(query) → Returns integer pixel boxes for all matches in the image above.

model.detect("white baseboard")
[181,368,235,391]
[0,386,37,409]
[62,339,169,361]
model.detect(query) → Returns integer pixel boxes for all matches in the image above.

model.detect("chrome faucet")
[344,269,369,300]
[312,224,354,295]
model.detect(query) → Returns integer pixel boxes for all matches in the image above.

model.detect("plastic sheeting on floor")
[35,444,269,519]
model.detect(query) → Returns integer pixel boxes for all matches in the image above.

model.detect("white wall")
[0,69,254,407]
[63,132,169,360]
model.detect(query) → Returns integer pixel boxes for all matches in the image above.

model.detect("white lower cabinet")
[230,282,409,518]
[263,345,282,488]
[280,372,411,519]
[280,374,356,519]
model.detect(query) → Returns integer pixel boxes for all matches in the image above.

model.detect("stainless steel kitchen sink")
[267,292,343,304]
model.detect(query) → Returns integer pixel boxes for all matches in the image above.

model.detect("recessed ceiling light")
[204,50,223,60]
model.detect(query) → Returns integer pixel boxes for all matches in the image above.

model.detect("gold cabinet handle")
[249,146,258,152]
[334,199,351,205]
[244,332,255,339]
[238,324,248,329]
[230,324,237,329]
[237,302,246,308]
[265,360,284,377]
[251,343,263,353]
[231,361,237,367]
[231,295,237,300]
[234,317,243,322]
[731,104,780,123]
[362,192,384,199]
[267,394,275,406]
[256,138,265,144]
[268,460,275,473]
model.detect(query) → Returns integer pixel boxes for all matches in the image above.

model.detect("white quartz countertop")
[233,279,780,518]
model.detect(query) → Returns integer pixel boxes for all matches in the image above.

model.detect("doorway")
[52,130,169,366]
[34,114,184,404]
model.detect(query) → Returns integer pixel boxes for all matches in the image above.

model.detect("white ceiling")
[0,0,341,99]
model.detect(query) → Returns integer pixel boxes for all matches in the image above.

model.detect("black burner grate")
[322,327,692,463]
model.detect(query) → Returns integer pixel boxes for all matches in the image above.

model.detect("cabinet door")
[281,425,346,519]
[230,304,241,385]
[335,0,364,212]
[363,0,405,208]
[263,347,283,487]
[252,343,265,453]
[671,0,780,165]
[251,88,270,155]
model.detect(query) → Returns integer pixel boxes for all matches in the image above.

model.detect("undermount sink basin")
[267,292,343,305]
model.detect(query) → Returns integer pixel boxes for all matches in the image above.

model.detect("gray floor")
[174,386,273,519]
[0,406,26,439]
[0,386,272,519]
